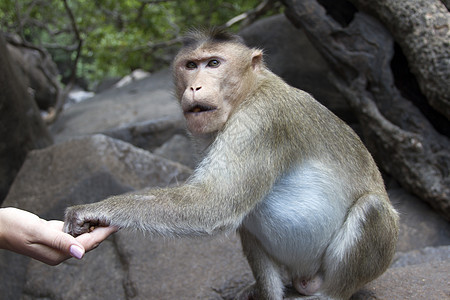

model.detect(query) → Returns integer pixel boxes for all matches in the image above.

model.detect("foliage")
[0,0,269,85]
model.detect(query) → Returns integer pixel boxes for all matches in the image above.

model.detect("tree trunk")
[349,0,450,120]
[0,33,53,203]
[283,0,450,219]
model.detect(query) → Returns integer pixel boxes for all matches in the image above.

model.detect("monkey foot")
[293,275,322,296]
[234,283,257,300]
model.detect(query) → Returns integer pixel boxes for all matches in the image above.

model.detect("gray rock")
[392,245,450,268]
[114,233,253,300]
[22,238,127,300]
[17,231,253,300]
[0,134,192,298]
[0,134,255,300]
[103,117,187,152]
[389,188,450,252]
[353,259,450,300]
[154,134,198,169]
[240,14,355,124]
[4,134,192,218]
[50,68,183,144]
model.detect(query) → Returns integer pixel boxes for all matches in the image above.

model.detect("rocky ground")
[1,15,448,300]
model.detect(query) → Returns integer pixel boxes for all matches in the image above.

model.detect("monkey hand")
[64,204,112,237]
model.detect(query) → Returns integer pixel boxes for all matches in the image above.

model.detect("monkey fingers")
[63,205,110,237]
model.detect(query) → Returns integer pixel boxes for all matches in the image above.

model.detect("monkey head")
[173,29,263,136]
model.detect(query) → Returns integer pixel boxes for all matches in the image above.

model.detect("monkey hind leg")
[322,193,399,299]
[236,227,285,300]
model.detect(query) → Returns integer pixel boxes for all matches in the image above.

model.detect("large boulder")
[15,227,253,300]
[0,134,254,299]
[3,134,192,218]
[50,68,183,144]
[154,134,198,169]
[103,117,187,153]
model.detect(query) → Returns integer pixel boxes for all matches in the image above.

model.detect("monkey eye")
[186,61,197,69]
[207,59,220,68]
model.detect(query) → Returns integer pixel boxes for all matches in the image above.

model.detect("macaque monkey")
[64,28,399,300]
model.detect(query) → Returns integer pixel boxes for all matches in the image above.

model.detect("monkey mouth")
[184,103,217,114]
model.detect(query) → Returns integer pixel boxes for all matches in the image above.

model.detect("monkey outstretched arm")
[64,106,284,237]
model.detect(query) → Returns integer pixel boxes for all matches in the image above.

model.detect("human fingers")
[75,226,119,252]
[36,220,86,260]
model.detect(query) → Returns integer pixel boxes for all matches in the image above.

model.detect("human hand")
[0,207,118,265]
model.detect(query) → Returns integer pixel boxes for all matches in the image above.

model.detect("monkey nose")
[190,86,202,92]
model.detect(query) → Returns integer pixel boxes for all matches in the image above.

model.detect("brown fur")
[64,29,399,300]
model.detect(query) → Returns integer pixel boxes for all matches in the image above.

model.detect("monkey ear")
[251,49,264,70]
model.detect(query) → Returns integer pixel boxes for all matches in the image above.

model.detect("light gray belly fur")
[242,161,349,276]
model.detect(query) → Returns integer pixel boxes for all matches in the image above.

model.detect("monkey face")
[176,54,229,135]
[173,42,263,136]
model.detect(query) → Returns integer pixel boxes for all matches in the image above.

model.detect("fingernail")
[70,245,85,259]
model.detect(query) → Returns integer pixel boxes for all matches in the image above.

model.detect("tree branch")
[225,0,280,28]
[44,0,83,124]
[146,37,183,50]
[349,0,450,120]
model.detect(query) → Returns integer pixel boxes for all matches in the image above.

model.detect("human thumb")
[43,220,86,259]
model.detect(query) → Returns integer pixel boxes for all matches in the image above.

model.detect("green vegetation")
[0,0,269,85]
